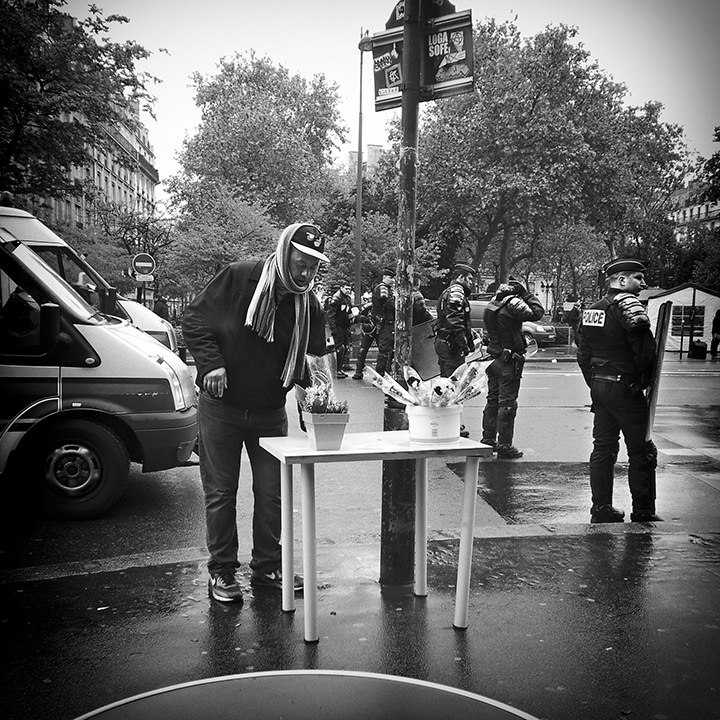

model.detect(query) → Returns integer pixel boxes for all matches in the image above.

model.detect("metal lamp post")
[354,29,374,308]
[541,282,554,315]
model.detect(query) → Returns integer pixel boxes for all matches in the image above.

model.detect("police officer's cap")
[453,262,475,277]
[602,258,646,276]
[382,267,396,277]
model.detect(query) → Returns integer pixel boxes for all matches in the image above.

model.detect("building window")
[671,305,705,337]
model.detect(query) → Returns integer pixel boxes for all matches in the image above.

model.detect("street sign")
[371,8,473,111]
[135,273,154,283]
[131,252,156,276]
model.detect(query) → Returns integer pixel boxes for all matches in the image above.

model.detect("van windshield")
[10,243,106,323]
[33,246,106,308]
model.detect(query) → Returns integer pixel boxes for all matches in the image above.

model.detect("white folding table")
[259,430,492,643]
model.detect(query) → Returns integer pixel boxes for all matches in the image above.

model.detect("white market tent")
[646,283,720,353]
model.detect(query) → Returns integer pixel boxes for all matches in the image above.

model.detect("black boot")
[590,504,625,523]
[496,444,523,459]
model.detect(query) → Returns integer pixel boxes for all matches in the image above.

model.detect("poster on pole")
[371,7,473,111]
[645,300,672,442]
[371,28,404,111]
[420,11,474,100]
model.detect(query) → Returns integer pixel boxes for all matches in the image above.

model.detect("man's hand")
[203,367,227,398]
[508,280,528,297]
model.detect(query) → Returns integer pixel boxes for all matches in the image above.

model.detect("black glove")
[508,280,528,297]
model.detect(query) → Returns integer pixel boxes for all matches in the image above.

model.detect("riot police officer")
[371,268,396,376]
[577,258,660,523]
[434,263,476,377]
[481,278,544,458]
[326,282,354,378]
[435,263,476,438]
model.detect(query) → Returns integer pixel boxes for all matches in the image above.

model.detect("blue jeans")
[198,391,288,575]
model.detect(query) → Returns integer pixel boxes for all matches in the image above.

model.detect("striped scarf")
[245,224,314,387]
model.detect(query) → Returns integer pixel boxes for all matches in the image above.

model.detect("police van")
[0,207,178,352]
[0,226,197,519]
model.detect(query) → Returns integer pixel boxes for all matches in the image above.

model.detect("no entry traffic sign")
[131,252,156,275]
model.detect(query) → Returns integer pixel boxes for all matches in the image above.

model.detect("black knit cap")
[453,262,475,276]
[382,267,396,277]
[602,258,646,276]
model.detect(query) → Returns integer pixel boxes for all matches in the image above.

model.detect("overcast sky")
[65,0,720,198]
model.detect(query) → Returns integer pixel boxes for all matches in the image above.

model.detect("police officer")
[577,258,660,523]
[326,281,354,378]
[481,278,544,458]
[352,296,376,379]
[372,268,396,376]
[435,263,476,438]
[435,263,475,376]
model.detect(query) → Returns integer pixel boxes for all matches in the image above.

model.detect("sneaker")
[496,444,523,459]
[352,373,363,380]
[208,571,244,603]
[630,511,663,522]
[250,569,304,593]
[336,371,348,379]
[459,424,470,438]
[480,437,497,450]
[590,504,625,523]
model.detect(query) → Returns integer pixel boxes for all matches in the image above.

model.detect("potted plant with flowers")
[299,356,350,450]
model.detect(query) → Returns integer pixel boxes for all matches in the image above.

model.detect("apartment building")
[668,181,720,242]
[43,101,159,229]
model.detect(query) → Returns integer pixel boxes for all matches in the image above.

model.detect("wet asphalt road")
[1,356,719,720]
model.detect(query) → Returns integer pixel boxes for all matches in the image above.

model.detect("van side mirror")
[99,286,118,315]
[40,302,61,351]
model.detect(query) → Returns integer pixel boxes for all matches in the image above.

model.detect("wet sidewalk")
[4,522,719,720]
[3,359,720,720]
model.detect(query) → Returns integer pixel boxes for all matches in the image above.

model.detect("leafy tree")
[44,200,177,295]
[692,227,720,292]
[0,0,157,199]
[416,19,689,282]
[173,52,347,227]
[323,211,398,292]
[163,182,277,295]
[699,126,720,203]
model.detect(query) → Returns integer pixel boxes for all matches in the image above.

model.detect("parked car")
[0,207,178,352]
[468,296,556,345]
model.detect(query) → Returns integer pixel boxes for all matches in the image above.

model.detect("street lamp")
[354,29,374,307]
[541,282,554,314]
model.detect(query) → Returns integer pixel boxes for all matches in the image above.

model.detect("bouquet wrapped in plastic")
[297,354,349,414]
[362,360,490,408]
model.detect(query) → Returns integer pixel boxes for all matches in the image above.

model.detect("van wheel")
[35,420,129,520]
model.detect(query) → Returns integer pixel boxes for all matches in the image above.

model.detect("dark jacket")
[326,290,353,334]
[182,260,326,410]
[484,291,544,357]
[576,289,656,388]
[153,298,170,321]
[371,281,394,326]
[436,281,473,353]
[412,290,433,327]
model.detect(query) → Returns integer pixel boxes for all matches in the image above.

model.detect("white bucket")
[406,405,462,444]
